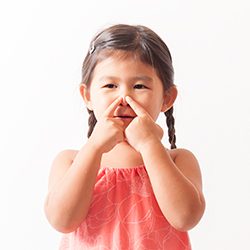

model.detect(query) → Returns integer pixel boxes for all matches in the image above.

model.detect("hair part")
[81,24,177,149]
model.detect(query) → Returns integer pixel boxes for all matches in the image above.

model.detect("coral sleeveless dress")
[59,165,191,250]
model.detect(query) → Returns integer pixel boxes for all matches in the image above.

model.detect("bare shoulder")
[166,147,198,162]
[52,149,79,165]
[165,147,203,191]
[62,149,79,161]
[47,149,79,192]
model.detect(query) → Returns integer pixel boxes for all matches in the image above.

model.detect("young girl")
[44,24,205,249]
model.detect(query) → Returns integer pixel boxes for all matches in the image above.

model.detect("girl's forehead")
[93,52,157,77]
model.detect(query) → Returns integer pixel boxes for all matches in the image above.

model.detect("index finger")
[103,97,123,117]
[125,96,148,117]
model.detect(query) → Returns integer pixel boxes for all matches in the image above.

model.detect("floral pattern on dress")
[59,166,191,250]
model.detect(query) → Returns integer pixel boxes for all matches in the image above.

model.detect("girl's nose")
[119,87,130,106]
[120,96,128,106]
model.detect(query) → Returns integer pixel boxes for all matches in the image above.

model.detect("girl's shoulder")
[166,147,197,161]
[50,149,79,171]
[61,149,79,162]
[167,147,203,191]
[55,149,79,161]
[47,149,79,191]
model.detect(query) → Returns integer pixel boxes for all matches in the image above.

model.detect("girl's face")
[81,53,177,127]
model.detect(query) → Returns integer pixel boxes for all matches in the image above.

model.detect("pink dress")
[59,165,191,250]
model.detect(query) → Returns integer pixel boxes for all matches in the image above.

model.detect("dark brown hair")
[81,24,177,149]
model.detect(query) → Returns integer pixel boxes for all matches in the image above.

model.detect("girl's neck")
[101,141,144,168]
[105,141,139,156]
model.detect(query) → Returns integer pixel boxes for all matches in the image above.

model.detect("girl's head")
[80,24,178,149]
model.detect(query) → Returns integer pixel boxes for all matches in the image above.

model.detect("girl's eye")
[134,84,147,89]
[103,83,117,88]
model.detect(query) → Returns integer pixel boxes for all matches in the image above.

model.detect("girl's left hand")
[124,96,164,152]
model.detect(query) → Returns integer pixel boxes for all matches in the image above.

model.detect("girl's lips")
[114,107,136,118]
[114,116,135,119]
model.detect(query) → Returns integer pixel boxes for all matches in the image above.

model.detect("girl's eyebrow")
[98,75,153,83]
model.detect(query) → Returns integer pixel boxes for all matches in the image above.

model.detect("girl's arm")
[44,141,102,233]
[44,97,125,233]
[140,140,206,231]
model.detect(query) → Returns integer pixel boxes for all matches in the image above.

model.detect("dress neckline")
[99,164,145,170]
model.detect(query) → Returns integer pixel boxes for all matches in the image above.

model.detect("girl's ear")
[161,86,178,112]
[79,83,93,110]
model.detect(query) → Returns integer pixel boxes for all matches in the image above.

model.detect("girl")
[44,24,205,249]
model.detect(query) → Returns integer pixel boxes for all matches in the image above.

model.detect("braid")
[164,107,177,149]
[87,109,97,138]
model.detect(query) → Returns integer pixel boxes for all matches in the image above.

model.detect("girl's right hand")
[88,97,125,153]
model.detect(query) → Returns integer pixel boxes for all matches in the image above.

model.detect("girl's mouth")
[114,116,135,119]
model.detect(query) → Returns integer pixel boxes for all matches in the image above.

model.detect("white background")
[1,0,250,249]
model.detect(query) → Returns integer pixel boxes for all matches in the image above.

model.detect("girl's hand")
[88,97,125,153]
[124,96,164,152]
